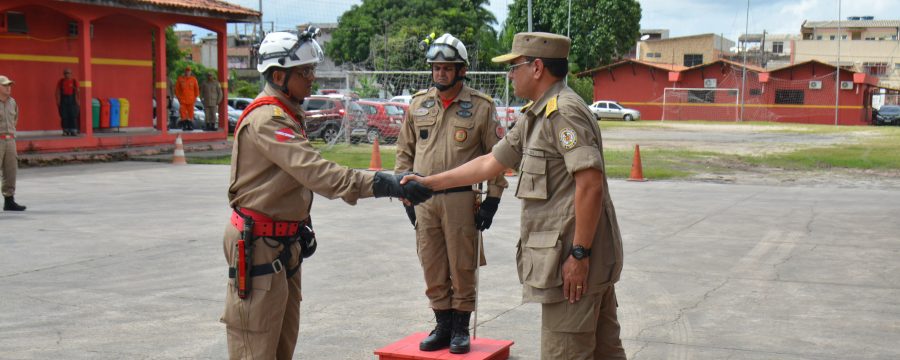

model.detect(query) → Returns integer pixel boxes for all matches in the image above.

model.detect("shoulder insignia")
[471,91,493,103]
[558,127,577,149]
[413,89,429,97]
[520,101,534,113]
[545,96,559,117]
[272,106,285,118]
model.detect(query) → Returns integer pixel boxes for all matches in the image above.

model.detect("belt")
[231,207,303,237]
[433,186,473,195]
[0,134,13,140]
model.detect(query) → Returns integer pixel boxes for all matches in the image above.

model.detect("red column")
[155,25,168,135]
[217,27,228,133]
[79,19,93,137]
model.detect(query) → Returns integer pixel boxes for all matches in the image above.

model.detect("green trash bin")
[92,98,100,129]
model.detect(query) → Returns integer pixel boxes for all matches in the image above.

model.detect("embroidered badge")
[454,129,468,142]
[495,125,506,139]
[422,99,436,108]
[459,101,473,109]
[558,128,577,149]
[457,110,472,118]
[275,127,296,142]
[272,106,285,118]
[414,108,429,116]
[420,129,429,140]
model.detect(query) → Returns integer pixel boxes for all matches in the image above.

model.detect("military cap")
[0,75,13,86]
[492,32,571,63]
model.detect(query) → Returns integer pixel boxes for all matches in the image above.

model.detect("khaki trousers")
[0,139,17,197]
[415,191,484,312]
[221,224,303,360]
[541,285,626,360]
[204,104,218,129]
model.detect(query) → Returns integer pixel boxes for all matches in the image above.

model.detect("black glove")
[404,204,417,227]
[474,197,500,231]
[372,172,432,205]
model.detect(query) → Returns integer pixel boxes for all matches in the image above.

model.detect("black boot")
[449,311,471,354]
[419,309,453,351]
[4,196,26,211]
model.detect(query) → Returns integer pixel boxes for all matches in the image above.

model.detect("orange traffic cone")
[627,144,646,182]
[368,137,383,171]
[172,135,187,165]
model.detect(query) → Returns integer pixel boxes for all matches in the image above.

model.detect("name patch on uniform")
[459,101,473,109]
[454,129,468,142]
[456,110,472,118]
[275,127,297,142]
[495,124,506,139]
[558,128,577,149]
[414,108,429,116]
[422,99,436,108]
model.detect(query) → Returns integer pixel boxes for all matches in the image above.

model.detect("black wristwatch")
[571,245,591,260]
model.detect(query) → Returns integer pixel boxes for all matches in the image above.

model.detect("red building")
[580,59,880,125]
[0,0,259,153]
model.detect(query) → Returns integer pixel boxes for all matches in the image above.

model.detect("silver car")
[589,101,640,121]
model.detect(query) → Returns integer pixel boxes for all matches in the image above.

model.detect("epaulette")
[470,91,493,104]
[271,105,286,119]
[412,89,429,97]
[545,96,559,117]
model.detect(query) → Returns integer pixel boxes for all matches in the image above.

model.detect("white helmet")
[257,29,324,73]
[426,33,468,65]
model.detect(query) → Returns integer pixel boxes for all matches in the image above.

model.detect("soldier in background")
[403,32,627,359]
[395,33,508,354]
[201,72,223,131]
[174,66,199,131]
[0,75,26,211]
[221,29,432,360]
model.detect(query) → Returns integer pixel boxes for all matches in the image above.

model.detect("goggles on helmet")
[426,44,463,63]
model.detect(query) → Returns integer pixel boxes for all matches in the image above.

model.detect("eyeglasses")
[294,66,316,78]
[506,60,533,73]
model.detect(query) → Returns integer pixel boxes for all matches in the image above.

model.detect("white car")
[389,95,412,104]
[493,98,523,129]
[589,101,640,121]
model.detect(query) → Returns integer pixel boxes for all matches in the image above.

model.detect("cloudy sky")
[203,0,897,41]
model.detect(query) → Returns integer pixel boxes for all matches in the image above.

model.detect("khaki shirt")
[492,81,623,304]
[395,86,508,197]
[0,96,17,135]
[228,84,374,221]
[201,80,223,107]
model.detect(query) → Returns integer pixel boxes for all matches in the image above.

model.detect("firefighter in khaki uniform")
[395,33,508,354]
[221,29,432,360]
[404,32,626,359]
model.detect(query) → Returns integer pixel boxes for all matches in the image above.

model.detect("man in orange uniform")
[174,66,199,131]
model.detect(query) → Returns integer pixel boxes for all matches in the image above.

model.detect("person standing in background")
[201,72,223,131]
[0,75,26,211]
[56,69,79,136]
[175,67,199,131]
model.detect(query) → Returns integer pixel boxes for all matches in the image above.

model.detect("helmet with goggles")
[257,28,324,73]
[425,33,468,65]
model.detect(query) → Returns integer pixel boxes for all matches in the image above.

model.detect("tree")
[502,0,641,73]
[328,0,503,71]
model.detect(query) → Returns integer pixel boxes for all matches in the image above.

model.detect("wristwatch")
[571,245,591,260]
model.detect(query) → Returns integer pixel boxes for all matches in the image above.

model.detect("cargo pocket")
[451,118,475,148]
[522,231,563,289]
[515,155,548,200]
[415,116,436,145]
[221,273,280,332]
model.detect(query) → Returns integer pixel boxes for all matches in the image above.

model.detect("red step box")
[375,332,514,360]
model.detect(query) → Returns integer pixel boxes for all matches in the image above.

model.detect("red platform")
[375,332,514,360]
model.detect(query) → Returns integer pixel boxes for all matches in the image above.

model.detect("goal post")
[662,88,740,122]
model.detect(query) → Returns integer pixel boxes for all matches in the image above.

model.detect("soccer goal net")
[662,88,740,122]
[313,71,523,149]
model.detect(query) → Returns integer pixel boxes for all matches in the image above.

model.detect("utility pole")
[740,0,750,122]
[835,0,842,126]
[258,0,264,91]
[528,0,533,32]
[760,30,766,68]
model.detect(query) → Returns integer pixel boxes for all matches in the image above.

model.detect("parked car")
[389,95,412,105]
[589,100,640,121]
[302,95,362,143]
[873,105,900,126]
[227,97,254,111]
[494,98,524,129]
[226,105,241,133]
[351,100,406,144]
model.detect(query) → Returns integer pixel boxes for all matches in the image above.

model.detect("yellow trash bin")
[119,98,130,127]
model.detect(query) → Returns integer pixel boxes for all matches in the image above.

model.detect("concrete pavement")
[1,162,898,359]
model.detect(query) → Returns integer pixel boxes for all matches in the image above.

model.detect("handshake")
[372,172,432,205]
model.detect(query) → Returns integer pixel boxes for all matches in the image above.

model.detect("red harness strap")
[231,207,302,238]
[234,96,306,138]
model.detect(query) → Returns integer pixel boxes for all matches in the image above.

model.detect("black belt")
[433,186,472,195]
